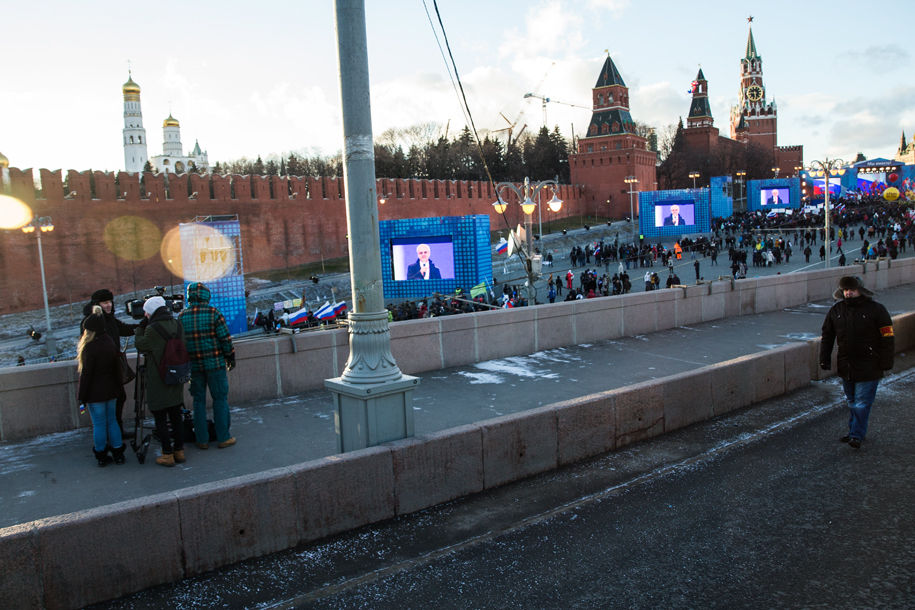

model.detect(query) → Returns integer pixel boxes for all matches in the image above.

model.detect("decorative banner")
[883,187,900,202]
[888,172,899,183]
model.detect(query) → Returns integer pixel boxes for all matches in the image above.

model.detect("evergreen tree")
[143,160,154,173]
[265,160,278,176]
[252,155,265,175]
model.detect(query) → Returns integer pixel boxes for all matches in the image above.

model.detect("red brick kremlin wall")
[1,168,586,313]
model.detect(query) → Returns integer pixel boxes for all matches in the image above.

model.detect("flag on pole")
[288,305,310,325]
[470,281,488,299]
[496,238,508,254]
[315,300,347,320]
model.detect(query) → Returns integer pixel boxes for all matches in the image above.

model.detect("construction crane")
[523,92,590,127]
[492,111,527,150]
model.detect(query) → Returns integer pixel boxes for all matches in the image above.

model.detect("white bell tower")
[122,72,149,173]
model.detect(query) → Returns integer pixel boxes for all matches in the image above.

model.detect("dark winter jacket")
[80,303,138,349]
[77,335,122,404]
[820,295,894,381]
[178,283,234,372]
[134,307,186,411]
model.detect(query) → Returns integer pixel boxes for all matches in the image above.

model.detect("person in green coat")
[134,296,187,467]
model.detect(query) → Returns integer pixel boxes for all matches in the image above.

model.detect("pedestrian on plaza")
[694,259,700,282]
[77,306,127,467]
[179,282,237,450]
[81,288,138,433]
[804,245,812,263]
[134,296,187,467]
[820,276,894,449]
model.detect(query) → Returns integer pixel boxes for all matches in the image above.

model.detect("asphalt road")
[95,363,915,609]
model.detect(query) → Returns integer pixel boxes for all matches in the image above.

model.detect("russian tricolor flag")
[315,301,347,320]
[288,306,310,325]
[496,239,508,254]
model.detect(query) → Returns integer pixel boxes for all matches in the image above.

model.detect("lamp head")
[492,198,508,214]
[521,197,536,215]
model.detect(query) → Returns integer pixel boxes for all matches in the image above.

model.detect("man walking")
[179,282,237,449]
[820,276,894,448]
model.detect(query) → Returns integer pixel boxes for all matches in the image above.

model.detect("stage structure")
[710,176,734,219]
[746,178,801,212]
[638,188,712,239]
[179,215,247,335]
[380,215,492,301]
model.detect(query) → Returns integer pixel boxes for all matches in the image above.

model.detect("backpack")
[151,322,191,385]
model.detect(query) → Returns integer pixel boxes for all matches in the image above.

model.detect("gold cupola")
[163,114,180,127]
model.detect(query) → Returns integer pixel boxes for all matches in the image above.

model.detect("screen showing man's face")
[670,205,679,218]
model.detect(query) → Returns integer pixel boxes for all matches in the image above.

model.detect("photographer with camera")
[81,289,139,432]
[134,296,187,467]
[179,282,237,450]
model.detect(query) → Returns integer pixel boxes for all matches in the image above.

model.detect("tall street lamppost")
[688,171,700,189]
[807,157,847,269]
[772,166,780,178]
[325,0,418,453]
[493,177,562,305]
[735,170,747,211]
[22,216,56,356]
[624,176,638,238]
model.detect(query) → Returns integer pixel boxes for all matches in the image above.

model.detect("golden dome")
[163,114,180,127]
[122,74,141,95]
[0,151,8,168]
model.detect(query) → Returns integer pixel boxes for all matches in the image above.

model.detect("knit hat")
[833,275,873,299]
[84,313,106,333]
[91,288,114,303]
[143,296,167,316]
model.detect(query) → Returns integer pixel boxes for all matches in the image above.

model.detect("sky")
[2,0,914,174]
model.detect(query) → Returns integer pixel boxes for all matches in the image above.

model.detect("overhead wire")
[422,0,522,252]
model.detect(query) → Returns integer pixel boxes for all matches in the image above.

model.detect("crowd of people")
[372,195,914,318]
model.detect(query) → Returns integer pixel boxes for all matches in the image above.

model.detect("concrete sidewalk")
[2,283,914,530]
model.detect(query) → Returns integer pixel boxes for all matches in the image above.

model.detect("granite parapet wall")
[1,167,585,313]
[2,258,911,442]
[5,318,915,609]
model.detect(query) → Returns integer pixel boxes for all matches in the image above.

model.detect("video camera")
[125,286,185,320]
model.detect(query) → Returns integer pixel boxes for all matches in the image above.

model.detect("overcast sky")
[2,0,913,173]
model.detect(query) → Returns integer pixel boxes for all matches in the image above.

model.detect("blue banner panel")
[179,219,247,335]
[747,178,801,211]
[710,175,734,219]
[638,188,711,239]
[380,215,492,301]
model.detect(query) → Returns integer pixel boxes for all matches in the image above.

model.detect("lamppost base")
[325,375,418,453]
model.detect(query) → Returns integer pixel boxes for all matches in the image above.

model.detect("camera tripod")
[130,355,154,463]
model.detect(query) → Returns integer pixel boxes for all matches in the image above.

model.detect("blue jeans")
[842,379,879,440]
[190,367,230,443]
[88,399,122,452]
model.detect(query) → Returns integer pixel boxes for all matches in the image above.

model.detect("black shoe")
[93,448,113,467]
[848,438,862,449]
[111,445,127,465]
[839,435,851,443]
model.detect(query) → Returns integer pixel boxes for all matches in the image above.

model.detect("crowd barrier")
[1,258,912,442]
[3,308,914,609]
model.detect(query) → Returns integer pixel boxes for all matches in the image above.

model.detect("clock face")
[747,85,763,102]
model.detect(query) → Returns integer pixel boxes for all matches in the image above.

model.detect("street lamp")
[688,171,700,189]
[624,176,638,237]
[493,177,562,304]
[772,166,780,178]
[793,165,803,177]
[735,170,747,211]
[21,216,56,356]
[807,158,847,269]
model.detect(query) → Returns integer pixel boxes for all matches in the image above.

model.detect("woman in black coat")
[77,307,126,466]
